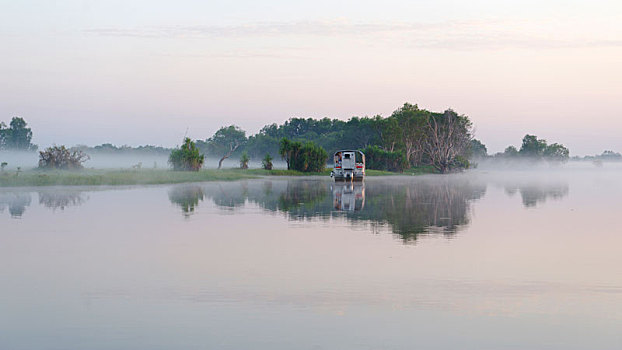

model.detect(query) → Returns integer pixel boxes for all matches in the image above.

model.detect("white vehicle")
[331,150,365,181]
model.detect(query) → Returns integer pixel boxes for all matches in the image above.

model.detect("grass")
[0,166,436,188]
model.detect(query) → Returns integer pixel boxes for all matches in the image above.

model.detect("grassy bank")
[0,166,434,188]
[0,169,258,187]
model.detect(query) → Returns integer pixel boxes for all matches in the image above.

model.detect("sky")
[1,0,622,155]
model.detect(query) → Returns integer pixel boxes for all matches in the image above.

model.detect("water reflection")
[188,177,487,242]
[332,183,365,211]
[168,185,205,217]
[501,182,569,208]
[38,190,88,210]
[0,191,31,218]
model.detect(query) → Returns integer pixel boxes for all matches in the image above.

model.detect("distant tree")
[543,143,569,161]
[39,146,90,169]
[239,151,249,169]
[169,138,204,171]
[519,135,548,157]
[0,122,6,149]
[470,139,488,158]
[1,117,37,151]
[503,146,519,157]
[206,126,247,169]
[423,110,473,173]
[262,153,273,170]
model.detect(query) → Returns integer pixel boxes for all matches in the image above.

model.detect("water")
[1,169,622,349]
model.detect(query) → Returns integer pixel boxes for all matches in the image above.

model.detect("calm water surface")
[1,169,622,349]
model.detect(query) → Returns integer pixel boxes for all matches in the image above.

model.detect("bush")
[362,145,408,172]
[39,146,90,169]
[169,138,204,171]
[262,153,273,170]
[279,138,328,172]
[239,151,249,169]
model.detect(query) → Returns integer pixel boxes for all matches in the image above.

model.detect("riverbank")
[0,168,420,187]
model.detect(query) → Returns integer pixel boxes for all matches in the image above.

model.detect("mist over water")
[2,167,622,349]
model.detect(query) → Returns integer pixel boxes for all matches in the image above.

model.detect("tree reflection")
[199,178,486,242]
[38,190,88,210]
[502,182,569,208]
[168,185,205,217]
[0,191,32,218]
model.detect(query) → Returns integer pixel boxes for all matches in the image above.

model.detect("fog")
[0,151,288,170]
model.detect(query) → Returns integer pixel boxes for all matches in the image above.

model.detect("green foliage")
[0,117,37,151]
[38,146,90,169]
[503,146,519,157]
[169,138,204,171]
[519,135,548,157]
[470,139,488,158]
[279,138,328,172]
[362,145,409,172]
[262,153,273,170]
[239,151,249,169]
[202,125,247,169]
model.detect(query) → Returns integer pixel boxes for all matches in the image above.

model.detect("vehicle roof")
[334,150,364,154]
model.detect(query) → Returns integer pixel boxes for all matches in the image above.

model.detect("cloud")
[83,19,622,50]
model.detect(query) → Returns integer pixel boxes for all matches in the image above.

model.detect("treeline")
[73,143,171,155]
[491,135,570,161]
[0,117,37,151]
[191,103,479,173]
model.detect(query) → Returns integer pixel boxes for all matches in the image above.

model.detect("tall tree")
[423,110,473,173]
[391,103,429,166]
[2,117,36,150]
[519,134,548,157]
[207,126,247,169]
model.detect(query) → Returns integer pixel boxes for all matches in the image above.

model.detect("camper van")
[332,150,365,181]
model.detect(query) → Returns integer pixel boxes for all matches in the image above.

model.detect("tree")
[470,139,488,158]
[503,146,519,157]
[169,138,204,171]
[262,154,273,170]
[543,143,569,161]
[239,151,249,169]
[39,146,90,169]
[207,126,247,169]
[391,103,429,166]
[279,138,328,172]
[423,110,473,173]
[1,117,37,150]
[519,134,548,157]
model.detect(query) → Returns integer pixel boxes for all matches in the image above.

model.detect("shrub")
[362,145,408,172]
[39,146,90,169]
[169,138,204,171]
[239,151,249,169]
[279,138,328,172]
[262,153,273,170]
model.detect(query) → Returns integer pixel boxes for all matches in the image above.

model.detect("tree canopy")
[0,117,37,151]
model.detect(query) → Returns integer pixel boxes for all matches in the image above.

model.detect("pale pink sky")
[2,0,622,155]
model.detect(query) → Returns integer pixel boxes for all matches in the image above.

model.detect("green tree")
[543,143,569,161]
[239,151,250,169]
[470,139,488,158]
[2,117,36,150]
[169,138,204,171]
[279,138,328,172]
[262,153,273,170]
[503,146,519,157]
[207,126,247,169]
[519,134,548,157]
